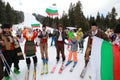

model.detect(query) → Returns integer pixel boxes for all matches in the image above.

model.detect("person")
[38,25,49,74]
[1,23,20,80]
[110,29,117,42]
[76,28,84,53]
[113,24,120,46]
[64,34,78,71]
[23,28,38,71]
[83,22,109,68]
[55,24,66,63]
[50,28,57,46]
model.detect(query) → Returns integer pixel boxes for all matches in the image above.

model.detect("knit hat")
[78,28,82,31]
[114,24,120,33]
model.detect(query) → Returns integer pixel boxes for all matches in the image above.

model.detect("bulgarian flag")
[90,36,120,80]
[31,24,40,28]
[46,3,58,16]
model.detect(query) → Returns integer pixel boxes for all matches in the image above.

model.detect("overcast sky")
[3,0,120,18]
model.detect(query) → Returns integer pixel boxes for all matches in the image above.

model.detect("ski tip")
[40,72,44,75]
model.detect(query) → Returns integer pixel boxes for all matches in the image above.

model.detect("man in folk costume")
[1,23,20,80]
[55,24,66,63]
[83,22,110,68]
[23,28,38,70]
[38,25,49,74]
[113,24,120,47]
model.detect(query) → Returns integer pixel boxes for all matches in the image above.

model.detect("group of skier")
[0,22,120,80]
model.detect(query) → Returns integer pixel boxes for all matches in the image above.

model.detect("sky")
[3,0,120,18]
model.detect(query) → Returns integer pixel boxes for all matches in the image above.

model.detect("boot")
[5,76,11,80]
[45,63,48,74]
[14,67,20,74]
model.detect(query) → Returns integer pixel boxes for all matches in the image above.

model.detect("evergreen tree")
[5,2,15,24]
[68,3,75,27]
[107,7,117,29]
[0,0,6,24]
[59,11,69,28]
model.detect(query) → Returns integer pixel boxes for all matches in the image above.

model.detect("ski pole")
[0,54,10,76]
[0,52,18,80]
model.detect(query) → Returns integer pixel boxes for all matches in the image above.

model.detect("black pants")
[56,42,65,62]
[3,50,19,77]
[0,58,4,80]
[79,40,84,48]
[26,56,37,69]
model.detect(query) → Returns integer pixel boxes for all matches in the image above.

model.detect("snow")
[9,13,93,80]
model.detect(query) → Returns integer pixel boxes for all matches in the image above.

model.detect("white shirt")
[92,29,98,36]
[58,31,63,41]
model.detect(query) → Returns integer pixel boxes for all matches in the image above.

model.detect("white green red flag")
[90,36,120,80]
[31,24,40,28]
[46,3,58,16]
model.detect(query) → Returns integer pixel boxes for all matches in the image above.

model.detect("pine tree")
[5,2,15,24]
[0,0,7,24]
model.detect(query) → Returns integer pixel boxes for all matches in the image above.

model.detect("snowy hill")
[12,13,41,30]
[10,13,93,80]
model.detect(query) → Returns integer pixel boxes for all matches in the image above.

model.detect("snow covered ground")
[8,13,93,80]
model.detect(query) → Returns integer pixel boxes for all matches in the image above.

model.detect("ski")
[58,63,64,74]
[40,64,45,75]
[50,63,58,73]
[33,68,36,80]
[80,67,87,78]
[45,64,48,74]
[41,64,48,75]
[25,70,30,80]
[69,67,73,72]
[62,61,73,71]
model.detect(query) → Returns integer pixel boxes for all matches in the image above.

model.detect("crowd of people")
[0,22,120,80]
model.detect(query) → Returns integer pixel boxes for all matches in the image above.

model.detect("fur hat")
[91,22,97,26]
[114,24,120,33]
[42,24,46,28]
[1,23,11,29]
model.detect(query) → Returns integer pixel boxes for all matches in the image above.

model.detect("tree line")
[0,0,120,32]
[40,1,120,32]
[0,0,24,25]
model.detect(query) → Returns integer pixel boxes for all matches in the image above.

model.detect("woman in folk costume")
[38,25,49,74]
[23,28,38,70]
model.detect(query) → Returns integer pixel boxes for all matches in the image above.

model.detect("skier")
[64,34,78,72]
[50,28,57,46]
[23,27,38,72]
[38,25,49,74]
[76,28,84,53]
